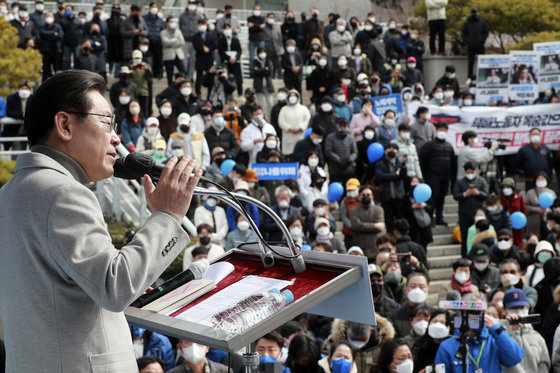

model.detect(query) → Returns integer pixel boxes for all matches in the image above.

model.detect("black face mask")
[199,236,211,246]
[527,242,537,254]
[225,13,231,18]
[215,157,226,166]
[360,91,368,97]
[287,16,294,22]
[387,151,396,158]
[372,77,379,84]
[247,95,256,103]
[371,283,383,297]
[361,197,371,206]
[82,47,91,54]
[91,31,99,36]
[58,6,64,11]
[179,124,190,133]
[316,181,325,190]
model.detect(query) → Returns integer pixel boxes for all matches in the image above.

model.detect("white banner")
[427,103,560,155]
[476,54,510,104]
[534,41,560,92]
[509,51,539,101]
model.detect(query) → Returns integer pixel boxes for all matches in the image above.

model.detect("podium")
[125,244,376,352]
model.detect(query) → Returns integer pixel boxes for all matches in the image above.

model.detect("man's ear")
[53,111,73,142]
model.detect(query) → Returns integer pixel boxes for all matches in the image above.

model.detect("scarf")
[316,231,334,244]
[450,276,473,296]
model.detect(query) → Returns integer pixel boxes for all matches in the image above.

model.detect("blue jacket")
[0,97,5,118]
[144,331,175,370]
[121,117,146,148]
[226,203,260,231]
[434,325,524,373]
[333,99,353,123]
[376,125,397,147]
[143,13,165,43]
[350,94,373,114]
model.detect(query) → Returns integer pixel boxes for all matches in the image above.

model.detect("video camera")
[482,137,509,151]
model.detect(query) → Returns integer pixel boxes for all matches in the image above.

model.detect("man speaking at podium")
[0,70,201,372]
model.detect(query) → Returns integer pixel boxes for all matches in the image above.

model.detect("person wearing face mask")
[204,64,238,109]
[216,24,243,96]
[461,92,475,107]
[524,240,556,288]
[58,5,81,69]
[156,100,178,141]
[409,106,435,152]
[224,213,257,251]
[269,88,289,140]
[142,2,165,80]
[350,43,374,79]
[489,259,538,311]
[376,110,398,147]
[306,197,336,240]
[402,57,423,87]
[428,86,444,106]
[215,5,240,36]
[106,4,123,76]
[4,81,32,151]
[435,304,524,373]
[442,85,457,105]
[277,89,310,159]
[167,112,210,171]
[405,30,425,71]
[414,309,451,371]
[110,66,139,117]
[330,87,353,123]
[298,151,327,204]
[150,139,168,164]
[253,331,292,373]
[454,162,489,256]
[403,305,431,351]
[435,65,460,99]
[285,215,309,249]
[261,185,301,241]
[483,195,511,234]
[375,143,407,229]
[392,272,431,336]
[499,177,526,248]
[314,217,345,253]
[318,340,358,373]
[447,258,478,296]
[502,288,550,373]
[366,264,400,318]
[128,49,152,116]
[183,224,225,269]
[382,52,405,93]
[308,52,339,105]
[256,133,284,163]
[285,333,324,373]
[10,4,35,48]
[457,130,498,180]
[378,338,415,373]
[334,55,357,90]
[121,99,147,152]
[391,123,422,179]
[169,340,231,373]
[328,19,353,65]
[38,11,64,82]
[252,46,275,113]
[204,108,240,162]
[354,125,378,183]
[469,244,500,295]
[525,172,557,235]
[349,99,380,142]
[246,4,266,76]
[293,126,325,167]
[325,118,358,184]
[136,117,165,156]
[161,16,186,87]
[281,39,304,93]
[178,0,204,80]
[192,19,218,96]
[340,178,361,248]
[120,5,147,68]
[349,186,386,258]
[225,180,261,231]
[173,80,200,119]
[488,230,521,267]
[309,95,339,135]
[517,128,553,191]
[240,105,277,164]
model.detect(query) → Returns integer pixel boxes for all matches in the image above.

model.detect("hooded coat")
[278,89,311,155]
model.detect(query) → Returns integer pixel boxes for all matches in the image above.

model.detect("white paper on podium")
[174,275,293,326]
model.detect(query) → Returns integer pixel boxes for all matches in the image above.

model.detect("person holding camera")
[457,130,499,180]
[203,64,237,109]
[517,128,553,191]
[503,288,550,372]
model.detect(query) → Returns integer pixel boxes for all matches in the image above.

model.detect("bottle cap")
[281,290,294,304]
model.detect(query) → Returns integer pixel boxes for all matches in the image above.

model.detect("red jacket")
[500,192,527,215]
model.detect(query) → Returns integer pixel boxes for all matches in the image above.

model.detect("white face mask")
[337,25,346,32]
[160,107,172,117]
[316,207,326,216]
[253,10,261,16]
[172,148,184,157]
[130,106,141,116]
[384,119,395,128]
[474,216,485,222]
[412,320,428,336]
[223,29,232,38]
[394,359,414,373]
[317,226,330,236]
[237,221,250,232]
[338,59,347,67]
[474,262,488,272]
[403,93,412,101]
[336,95,346,103]
[308,158,319,167]
[35,4,44,11]
[318,59,328,67]
[45,16,54,24]
[434,92,444,100]
[119,96,131,105]
[286,46,296,53]
[347,189,359,199]
[502,273,519,286]
[258,52,267,60]
[321,103,332,112]
[181,87,192,96]
[449,73,456,79]
[205,198,217,207]
[150,7,158,14]
[497,240,512,251]
[400,132,410,141]
[391,59,398,65]
[454,272,470,284]
[364,25,373,31]
[181,344,206,364]
[436,131,447,140]
[424,112,432,121]
[146,127,158,136]
[407,287,427,304]
[465,173,476,180]
[531,135,541,144]
[407,63,416,70]
[486,205,498,212]
[507,308,529,317]
[347,338,367,350]
[290,226,303,237]
[247,182,256,189]
[266,140,277,149]
[428,322,449,339]
[312,138,322,145]
[18,89,31,99]
[140,45,149,53]
[536,180,547,188]
[288,95,298,105]
[188,4,197,12]
[169,21,178,29]
[198,25,207,33]
[469,87,477,95]
[132,58,142,65]
[444,90,454,98]
[354,48,361,56]
[277,92,287,101]
[463,99,473,106]
[267,17,275,24]
[502,187,513,196]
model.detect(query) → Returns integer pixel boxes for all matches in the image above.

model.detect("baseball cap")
[348,246,364,256]
[146,117,159,127]
[469,244,490,261]
[211,146,225,157]
[312,198,328,207]
[177,113,191,125]
[502,177,515,187]
[119,66,132,74]
[407,56,416,63]
[314,217,330,230]
[132,49,142,59]
[346,178,360,191]
[503,288,529,308]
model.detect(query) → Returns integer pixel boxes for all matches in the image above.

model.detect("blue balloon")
[220,159,236,176]
[511,212,527,230]
[413,183,432,203]
[328,182,344,202]
[304,128,312,138]
[539,191,554,209]
[301,244,312,251]
[367,142,384,163]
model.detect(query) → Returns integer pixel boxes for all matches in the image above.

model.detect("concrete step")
[427,244,461,257]
[429,280,451,298]
[433,224,455,235]
[431,234,456,246]
[429,254,462,269]
[443,204,459,214]
[428,267,454,281]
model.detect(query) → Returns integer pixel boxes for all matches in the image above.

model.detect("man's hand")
[203,45,210,53]
[483,313,497,329]
[143,156,202,219]
[505,314,522,330]
[229,57,237,64]
[407,254,419,268]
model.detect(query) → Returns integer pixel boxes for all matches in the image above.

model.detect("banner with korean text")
[476,54,510,104]
[372,94,403,121]
[509,51,539,101]
[427,103,560,155]
[534,41,560,92]
[250,163,298,180]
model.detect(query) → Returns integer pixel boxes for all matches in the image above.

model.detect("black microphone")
[113,153,165,180]
[130,259,209,308]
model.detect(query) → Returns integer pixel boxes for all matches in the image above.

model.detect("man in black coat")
[292,126,325,167]
[218,24,243,95]
[261,185,301,241]
[204,110,240,160]
[281,39,303,94]
[38,12,64,82]
[419,122,456,226]
[192,19,217,96]
[462,8,489,80]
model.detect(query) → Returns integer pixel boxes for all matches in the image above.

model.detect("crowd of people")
[3,1,560,373]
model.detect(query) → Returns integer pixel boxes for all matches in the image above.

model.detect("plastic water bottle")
[213,289,294,336]
[210,294,264,326]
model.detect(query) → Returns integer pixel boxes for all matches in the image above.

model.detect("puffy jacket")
[278,90,311,155]
[324,131,358,176]
[143,13,165,43]
[143,331,175,370]
[419,138,455,177]
[462,15,489,50]
[504,323,550,373]
[391,136,422,179]
[453,175,488,218]
[425,0,448,21]
[435,325,524,373]
[375,156,407,202]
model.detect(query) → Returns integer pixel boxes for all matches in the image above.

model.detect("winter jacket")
[38,23,64,54]
[419,138,455,177]
[264,23,284,56]
[425,0,448,21]
[324,131,358,176]
[61,16,83,47]
[161,27,185,61]
[194,204,228,245]
[240,121,277,165]
[143,13,165,44]
[247,14,266,41]
[410,118,435,152]
[462,15,489,50]
[376,124,398,147]
[350,54,373,77]
[435,325,524,373]
[516,143,553,181]
[391,136,423,179]
[489,244,521,267]
[307,66,338,105]
[375,295,401,319]
[453,175,488,218]
[204,126,239,160]
[333,99,353,123]
[142,331,175,370]
[375,156,407,202]
[349,203,385,258]
[292,137,325,167]
[471,265,500,292]
[178,11,204,41]
[350,111,380,142]
[120,15,148,61]
[121,116,146,148]
[308,111,339,137]
[504,323,550,373]
[278,91,311,155]
[252,56,274,93]
[402,68,424,87]
[192,31,218,71]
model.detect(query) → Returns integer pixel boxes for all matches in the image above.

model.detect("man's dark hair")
[485,194,499,205]
[130,4,140,11]
[463,161,475,171]
[329,340,357,360]
[192,246,209,258]
[279,320,306,338]
[497,228,512,238]
[475,219,490,231]
[392,219,409,235]
[410,304,431,319]
[461,130,477,145]
[512,250,532,272]
[398,123,411,132]
[257,331,283,349]
[250,105,263,114]
[384,109,396,116]
[407,271,428,284]
[25,70,106,146]
[233,163,247,176]
[376,233,396,247]
[416,106,428,116]
[500,258,520,271]
[196,223,214,234]
[137,356,165,371]
[453,258,472,271]
[435,121,448,130]
[225,4,233,10]
[311,241,333,252]
[311,124,324,136]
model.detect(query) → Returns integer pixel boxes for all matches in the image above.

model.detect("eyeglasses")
[66,111,117,133]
